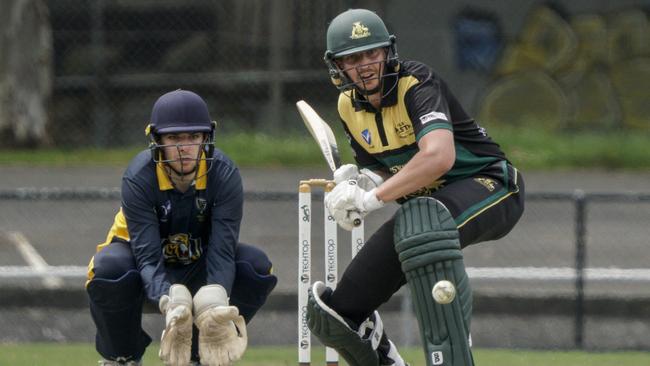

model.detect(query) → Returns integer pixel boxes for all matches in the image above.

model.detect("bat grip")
[350,211,362,227]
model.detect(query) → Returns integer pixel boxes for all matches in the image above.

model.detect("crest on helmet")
[350,22,371,39]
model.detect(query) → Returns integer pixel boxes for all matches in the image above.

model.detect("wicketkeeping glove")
[159,284,193,366]
[193,284,248,366]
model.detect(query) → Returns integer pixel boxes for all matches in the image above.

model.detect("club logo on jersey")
[394,120,413,138]
[161,233,202,265]
[195,197,207,222]
[427,179,446,191]
[474,177,496,191]
[195,197,207,212]
[361,129,372,145]
[404,179,446,199]
[158,200,172,223]
[350,21,371,39]
[419,111,448,124]
[390,164,447,198]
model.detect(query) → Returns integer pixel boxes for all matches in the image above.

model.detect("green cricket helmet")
[324,9,399,93]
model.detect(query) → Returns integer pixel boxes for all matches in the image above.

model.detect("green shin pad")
[394,198,474,366]
[307,281,381,366]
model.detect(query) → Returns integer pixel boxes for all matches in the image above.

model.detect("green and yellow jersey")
[338,60,507,195]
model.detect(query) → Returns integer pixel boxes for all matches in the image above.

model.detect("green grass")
[0,147,142,166]
[2,128,650,170]
[0,134,328,168]
[489,127,650,170]
[0,344,648,366]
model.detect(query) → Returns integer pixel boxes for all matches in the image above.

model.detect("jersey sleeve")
[404,75,453,141]
[121,175,171,303]
[206,163,243,295]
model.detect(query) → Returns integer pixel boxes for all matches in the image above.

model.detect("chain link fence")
[46,0,379,147]
[3,0,648,147]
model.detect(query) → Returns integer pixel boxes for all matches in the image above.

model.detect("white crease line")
[8,231,64,288]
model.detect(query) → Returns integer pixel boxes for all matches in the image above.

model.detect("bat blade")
[296,100,361,228]
[296,100,341,171]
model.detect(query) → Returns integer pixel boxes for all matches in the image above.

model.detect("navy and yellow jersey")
[90,149,243,303]
[338,60,507,195]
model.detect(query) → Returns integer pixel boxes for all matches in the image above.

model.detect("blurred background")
[3,0,650,147]
[1,0,650,357]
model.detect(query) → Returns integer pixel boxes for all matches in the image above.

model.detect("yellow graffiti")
[479,5,650,131]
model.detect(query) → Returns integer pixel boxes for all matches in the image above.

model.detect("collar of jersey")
[156,153,208,191]
[351,72,399,112]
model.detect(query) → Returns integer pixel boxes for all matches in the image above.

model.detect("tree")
[0,0,53,147]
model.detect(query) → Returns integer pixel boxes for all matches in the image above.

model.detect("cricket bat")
[296,100,361,227]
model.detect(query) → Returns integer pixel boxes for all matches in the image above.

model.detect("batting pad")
[307,281,382,366]
[394,197,474,366]
[87,270,151,360]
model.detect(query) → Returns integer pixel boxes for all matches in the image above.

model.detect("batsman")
[85,90,277,365]
[307,9,525,366]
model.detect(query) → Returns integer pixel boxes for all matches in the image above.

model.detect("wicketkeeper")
[85,90,277,366]
[307,9,525,366]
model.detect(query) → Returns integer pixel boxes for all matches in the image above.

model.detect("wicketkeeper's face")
[336,47,387,93]
[159,132,206,174]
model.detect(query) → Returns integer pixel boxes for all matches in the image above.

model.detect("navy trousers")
[87,242,277,362]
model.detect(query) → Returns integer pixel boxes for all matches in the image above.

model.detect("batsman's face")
[337,47,387,92]
[160,132,205,173]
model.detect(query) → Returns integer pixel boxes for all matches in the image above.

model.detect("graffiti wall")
[471,5,649,131]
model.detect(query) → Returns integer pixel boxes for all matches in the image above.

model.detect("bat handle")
[350,211,362,227]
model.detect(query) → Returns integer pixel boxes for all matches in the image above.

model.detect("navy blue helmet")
[146,89,216,165]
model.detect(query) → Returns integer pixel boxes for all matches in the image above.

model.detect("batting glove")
[325,179,384,230]
[333,164,384,191]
